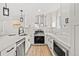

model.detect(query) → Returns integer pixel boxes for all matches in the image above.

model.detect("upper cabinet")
[51,12,57,28]
[46,12,52,27]
[74,3,79,17]
[35,14,46,29]
[0,21,3,35]
[72,3,79,25]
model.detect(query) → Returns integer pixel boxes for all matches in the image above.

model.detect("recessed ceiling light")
[38,9,41,12]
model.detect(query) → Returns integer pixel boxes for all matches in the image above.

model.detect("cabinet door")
[75,25,79,56]
[25,38,31,52]
[49,39,53,51]
[75,3,79,17]
[74,4,79,25]
[1,44,16,56]
[0,21,3,34]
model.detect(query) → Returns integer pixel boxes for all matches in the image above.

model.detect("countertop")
[45,32,71,50]
[0,35,28,52]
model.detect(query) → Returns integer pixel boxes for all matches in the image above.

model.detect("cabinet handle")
[50,41,52,43]
[28,39,30,41]
[7,47,14,53]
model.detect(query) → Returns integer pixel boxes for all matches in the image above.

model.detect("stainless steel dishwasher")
[16,38,25,56]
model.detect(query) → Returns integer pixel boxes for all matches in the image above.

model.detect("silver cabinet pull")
[7,47,14,53]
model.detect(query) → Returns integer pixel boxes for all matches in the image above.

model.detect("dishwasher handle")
[7,47,14,53]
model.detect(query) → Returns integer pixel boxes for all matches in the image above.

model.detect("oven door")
[34,36,44,44]
[53,40,68,56]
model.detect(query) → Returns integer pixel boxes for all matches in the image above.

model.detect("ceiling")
[6,3,60,16]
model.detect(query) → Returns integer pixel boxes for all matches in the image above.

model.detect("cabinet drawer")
[1,44,16,56]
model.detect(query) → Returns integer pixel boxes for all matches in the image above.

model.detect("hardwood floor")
[26,44,52,56]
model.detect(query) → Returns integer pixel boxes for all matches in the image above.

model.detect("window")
[52,11,61,29]
[52,15,57,28]
[52,17,56,28]
[35,14,46,28]
[56,15,61,29]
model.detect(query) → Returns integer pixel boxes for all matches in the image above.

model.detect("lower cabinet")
[0,37,26,56]
[46,35,53,54]
[48,39,53,54]
[16,38,25,56]
[0,36,26,56]
[1,44,16,56]
[46,38,53,54]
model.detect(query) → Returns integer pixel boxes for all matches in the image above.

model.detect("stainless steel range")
[34,29,45,44]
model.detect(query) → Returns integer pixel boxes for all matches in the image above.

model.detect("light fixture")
[38,9,41,12]
[64,17,69,27]
[65,18,69,24]
[12,20,21,28]
[20,10,23,22]
[3,3,9,16]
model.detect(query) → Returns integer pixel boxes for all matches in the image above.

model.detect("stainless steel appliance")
[16,38,25,56]
[34,29,45,44]
[53,40,69,56]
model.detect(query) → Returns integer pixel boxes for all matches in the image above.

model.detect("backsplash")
[0,20,18,36]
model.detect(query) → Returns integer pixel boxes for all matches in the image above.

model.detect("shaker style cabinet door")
[1,44,16,56]
[74,25,79,56]
[74,3,79,17]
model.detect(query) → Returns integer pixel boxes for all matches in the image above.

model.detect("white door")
[75,25,79,56]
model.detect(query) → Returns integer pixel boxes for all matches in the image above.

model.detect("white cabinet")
[35,14,46,28]
[73,4,79,25]
[74,25,79,56]
[25,38,31,53]
[45,35,53,53]
[0,21,3,34]
[70,4,79,55]
[46,13,52,27]
[48,39,53,53]
[75,3,79,17]
[73,4,79,56]
[1,44,16,56]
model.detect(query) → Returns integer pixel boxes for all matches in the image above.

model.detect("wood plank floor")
[26,44,52,56]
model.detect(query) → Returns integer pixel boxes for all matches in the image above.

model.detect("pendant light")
[20,9,23,22]
[3,3,9,16]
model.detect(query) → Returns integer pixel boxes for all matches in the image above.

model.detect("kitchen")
[0,3,79,56]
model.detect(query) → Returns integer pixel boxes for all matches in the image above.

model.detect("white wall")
[0,3,20,35]
[0,3,60,35]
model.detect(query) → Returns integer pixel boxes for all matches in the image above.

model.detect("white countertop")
[45,33,71,50]
[0,35,28,51]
